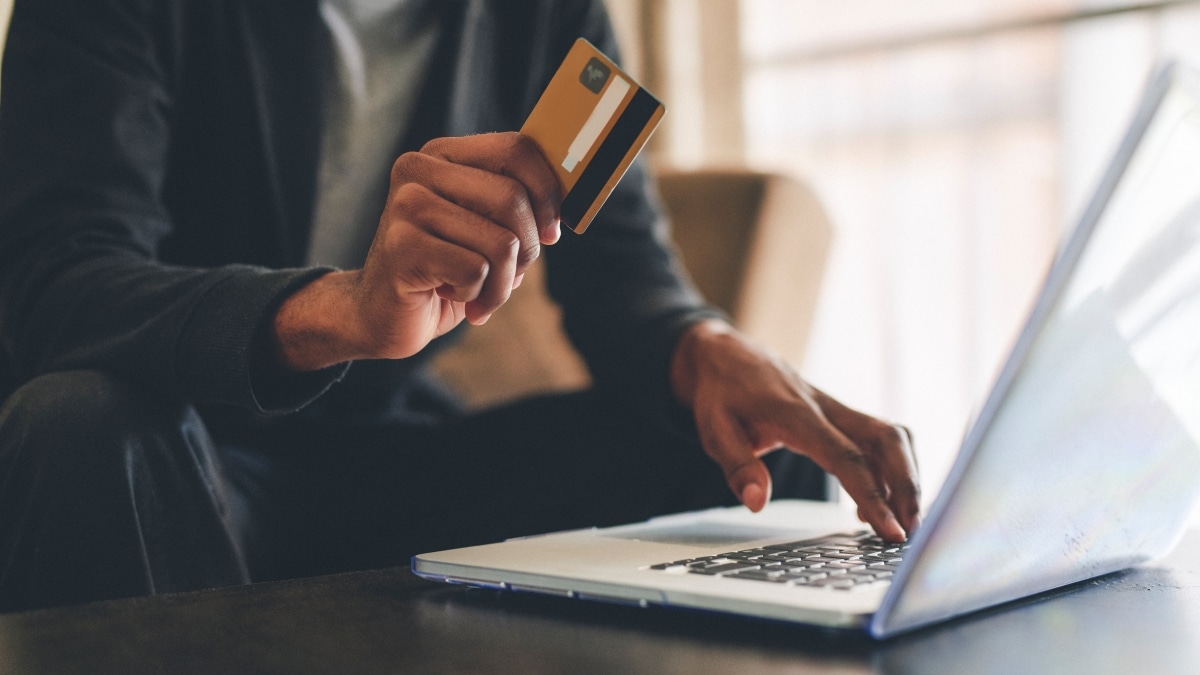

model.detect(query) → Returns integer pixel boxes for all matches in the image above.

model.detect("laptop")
[413,61,1200,639]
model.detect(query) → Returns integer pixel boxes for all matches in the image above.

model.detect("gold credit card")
[521,38,665,234]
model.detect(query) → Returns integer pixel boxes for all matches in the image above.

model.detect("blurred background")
[3,0,1200,512]
[608,0,1200,501]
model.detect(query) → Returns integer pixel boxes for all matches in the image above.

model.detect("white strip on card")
[562,76,631,173]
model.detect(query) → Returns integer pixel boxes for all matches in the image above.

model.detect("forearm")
[0,243,341,411]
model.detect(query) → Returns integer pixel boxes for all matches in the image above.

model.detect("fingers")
[420,133,563,246]
[786,409,908,543]
[697,411,774,512]
[380,132,563,324]
[812,389,922,538]
[881,424,921,531]
[380,182,523,324]
[349,133,563,360]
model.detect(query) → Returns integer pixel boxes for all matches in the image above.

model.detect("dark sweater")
[0,0,716,436]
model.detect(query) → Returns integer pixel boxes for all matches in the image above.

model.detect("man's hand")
[272,133,562,371]
[671,320,921,542]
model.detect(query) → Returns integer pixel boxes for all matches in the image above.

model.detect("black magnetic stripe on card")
[561,87,660,229]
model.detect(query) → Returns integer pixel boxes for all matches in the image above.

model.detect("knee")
[0,370,189,460]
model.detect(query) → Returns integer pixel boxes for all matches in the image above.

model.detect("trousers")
[0,370,825,613]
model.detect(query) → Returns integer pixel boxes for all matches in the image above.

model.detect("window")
[738,1,1200,494]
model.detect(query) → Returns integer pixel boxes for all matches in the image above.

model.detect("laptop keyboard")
[646,531,908,591]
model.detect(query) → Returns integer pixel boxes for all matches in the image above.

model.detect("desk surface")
[3,530,1198,674]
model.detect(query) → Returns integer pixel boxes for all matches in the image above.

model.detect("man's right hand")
[271,132,563,372]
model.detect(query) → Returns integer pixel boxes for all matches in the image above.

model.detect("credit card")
[521,38,665,234]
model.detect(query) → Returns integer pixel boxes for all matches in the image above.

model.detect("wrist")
[271,270,368,372]
[670,319,736,409]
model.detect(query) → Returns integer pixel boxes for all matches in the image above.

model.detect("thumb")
[701,414,774,512]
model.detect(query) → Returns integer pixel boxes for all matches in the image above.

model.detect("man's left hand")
[671,320,921,542]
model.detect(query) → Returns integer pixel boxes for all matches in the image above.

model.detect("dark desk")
[3,530,1198,674]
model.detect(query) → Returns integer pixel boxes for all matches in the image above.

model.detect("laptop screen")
[876,63,1200,636]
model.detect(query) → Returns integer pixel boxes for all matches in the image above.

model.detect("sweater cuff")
[176,266,349,414]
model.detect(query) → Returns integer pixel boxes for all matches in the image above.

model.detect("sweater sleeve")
[0,0,346,411]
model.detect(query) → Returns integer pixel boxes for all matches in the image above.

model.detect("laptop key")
[650,562,690,571]
[689,562,760,575]
[730,569,790,582]
[810,577,857,589]
[791,570,832,583]
[652,557,704,569]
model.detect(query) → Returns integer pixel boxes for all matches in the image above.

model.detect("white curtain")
[736,0,1200,493]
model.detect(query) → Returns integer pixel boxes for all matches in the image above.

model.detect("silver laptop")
[413,62,1200,639]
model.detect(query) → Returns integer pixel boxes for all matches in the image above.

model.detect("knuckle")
[503,133,550,177]
[500,131,528,155]
[860,487,889,506]
[393,180,428,201]
[515,239,540,269]
[496,179,532,218]
[389,182,437,219]
[491,229,521,262]
[879,421,907,446]
[837,446,869,469]
[419,137,447,155]
[445,250,489,289]
[390,152,423,181]
[465,257,489,284]
[380,221,408,251]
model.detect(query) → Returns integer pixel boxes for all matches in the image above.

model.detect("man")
[0,0,919,612]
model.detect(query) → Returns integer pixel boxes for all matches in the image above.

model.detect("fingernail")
[545,219,561,245]
[885,512,905,541]
[513,273,525,289]
[740,483,766,512]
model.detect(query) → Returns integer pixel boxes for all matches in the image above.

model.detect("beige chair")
[430,169,833,409]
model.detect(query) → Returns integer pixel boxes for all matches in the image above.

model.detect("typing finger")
[814,389,921,534]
